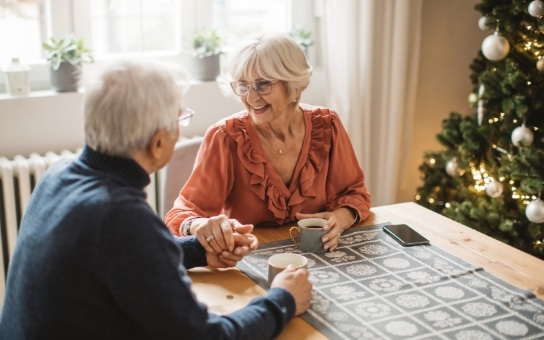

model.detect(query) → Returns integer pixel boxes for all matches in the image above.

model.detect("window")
[89,0,180,56]
[0,0,317,92]
[212,0,290,46]
[0,0,46,64]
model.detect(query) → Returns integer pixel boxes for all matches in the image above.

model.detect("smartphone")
[383,224,430,247]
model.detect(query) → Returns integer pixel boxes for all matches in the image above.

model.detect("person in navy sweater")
[0,58,312,339]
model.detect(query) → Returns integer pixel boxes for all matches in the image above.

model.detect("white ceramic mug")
[267,253,308,287]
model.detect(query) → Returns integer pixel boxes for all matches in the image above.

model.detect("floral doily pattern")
[238,223,544,339]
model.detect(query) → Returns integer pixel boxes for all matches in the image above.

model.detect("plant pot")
[50,62,81,92]
[189,54,220,81]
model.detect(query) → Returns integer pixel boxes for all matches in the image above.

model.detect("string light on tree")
[528,0,544,17]
[511,124,534,147]
[526,198,544,223]
[481,31,510,61]
[468,92,478,107]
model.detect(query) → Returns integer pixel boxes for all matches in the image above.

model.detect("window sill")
[0,89,84,102]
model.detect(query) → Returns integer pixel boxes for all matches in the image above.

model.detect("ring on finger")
[205,235,214,243]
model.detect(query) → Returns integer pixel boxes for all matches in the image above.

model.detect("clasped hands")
[191,215,259,268]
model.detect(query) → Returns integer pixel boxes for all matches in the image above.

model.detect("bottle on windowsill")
[2,57,31,96]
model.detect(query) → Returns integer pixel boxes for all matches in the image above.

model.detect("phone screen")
[383,224,430,247]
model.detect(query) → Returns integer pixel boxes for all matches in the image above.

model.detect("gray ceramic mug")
[290,218,328,253]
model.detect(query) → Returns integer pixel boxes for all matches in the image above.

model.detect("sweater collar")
[79,145,151,190]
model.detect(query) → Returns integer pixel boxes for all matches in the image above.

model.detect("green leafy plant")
[289,28,314,50]
[42,34,94,70]
[189,29,222,58]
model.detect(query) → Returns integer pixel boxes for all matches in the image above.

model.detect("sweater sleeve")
[326,111,372,221]
[104,202,295,339]
[215,288,296,339]
[171,235,207,269]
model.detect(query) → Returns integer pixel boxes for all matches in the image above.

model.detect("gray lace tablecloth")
[237,223,544,339]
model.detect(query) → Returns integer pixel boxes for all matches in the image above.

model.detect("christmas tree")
[416,0,544,259]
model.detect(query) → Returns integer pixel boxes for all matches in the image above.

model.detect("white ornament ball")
[446,159,459,177]
[511,125,534,147]
[537,58,544,72]
[481,33,510,61]
[526,198,544,223]
[528,0,544,17]
[478,16,491,31]
[486,182,503,198]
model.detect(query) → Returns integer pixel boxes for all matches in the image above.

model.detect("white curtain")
[319,0,422,206]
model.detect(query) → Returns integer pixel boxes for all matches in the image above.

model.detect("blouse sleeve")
[326,111,372,222]
[164,124,234,235]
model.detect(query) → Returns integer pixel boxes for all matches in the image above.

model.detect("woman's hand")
[192,214,250,253]
[296,207,356,251]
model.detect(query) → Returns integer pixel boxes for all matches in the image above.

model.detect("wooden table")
[188,202,544,339]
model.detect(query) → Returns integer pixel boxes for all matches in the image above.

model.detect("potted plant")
[186,28,222,81]
[289,28,314,56]
[42,34,94,92]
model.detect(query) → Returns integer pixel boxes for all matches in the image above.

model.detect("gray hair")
[219,33,312,103]
[83,58,187,157]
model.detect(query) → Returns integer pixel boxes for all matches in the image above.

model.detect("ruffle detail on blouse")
[287,110,332,214]
[225,107,332,224]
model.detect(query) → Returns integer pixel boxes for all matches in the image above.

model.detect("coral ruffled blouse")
[165,104,371,235]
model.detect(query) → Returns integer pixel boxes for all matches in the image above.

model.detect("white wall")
[397,0,486,202]
[0,71,326,159]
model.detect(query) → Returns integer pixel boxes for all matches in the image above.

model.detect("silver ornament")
[477,100,484,126]
[528,0,544,17]
[478,16,491,31]
[481,33,510,61]
[478,84,485,96]
[526,198,544,223]
[446,159,459,177]
[511,124,534,147]
[485,181,503,198]
[537,58,544,72]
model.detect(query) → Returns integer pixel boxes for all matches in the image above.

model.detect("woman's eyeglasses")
[230,80,277,96]
[178,107,195,127]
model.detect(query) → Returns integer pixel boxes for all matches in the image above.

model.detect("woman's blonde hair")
[219,33,312,104]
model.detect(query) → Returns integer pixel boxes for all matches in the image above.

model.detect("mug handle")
[289,226,300,247]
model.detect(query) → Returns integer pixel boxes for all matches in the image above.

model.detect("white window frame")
[0,0,317,93]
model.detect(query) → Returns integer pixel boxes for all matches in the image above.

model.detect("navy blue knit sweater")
[0,145,295,339]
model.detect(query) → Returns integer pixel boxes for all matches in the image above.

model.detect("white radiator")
[0,149,160,308]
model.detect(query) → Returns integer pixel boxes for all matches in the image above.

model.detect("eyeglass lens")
[232,80,274,96]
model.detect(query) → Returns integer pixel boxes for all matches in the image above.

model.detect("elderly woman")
[165,33,371,253]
